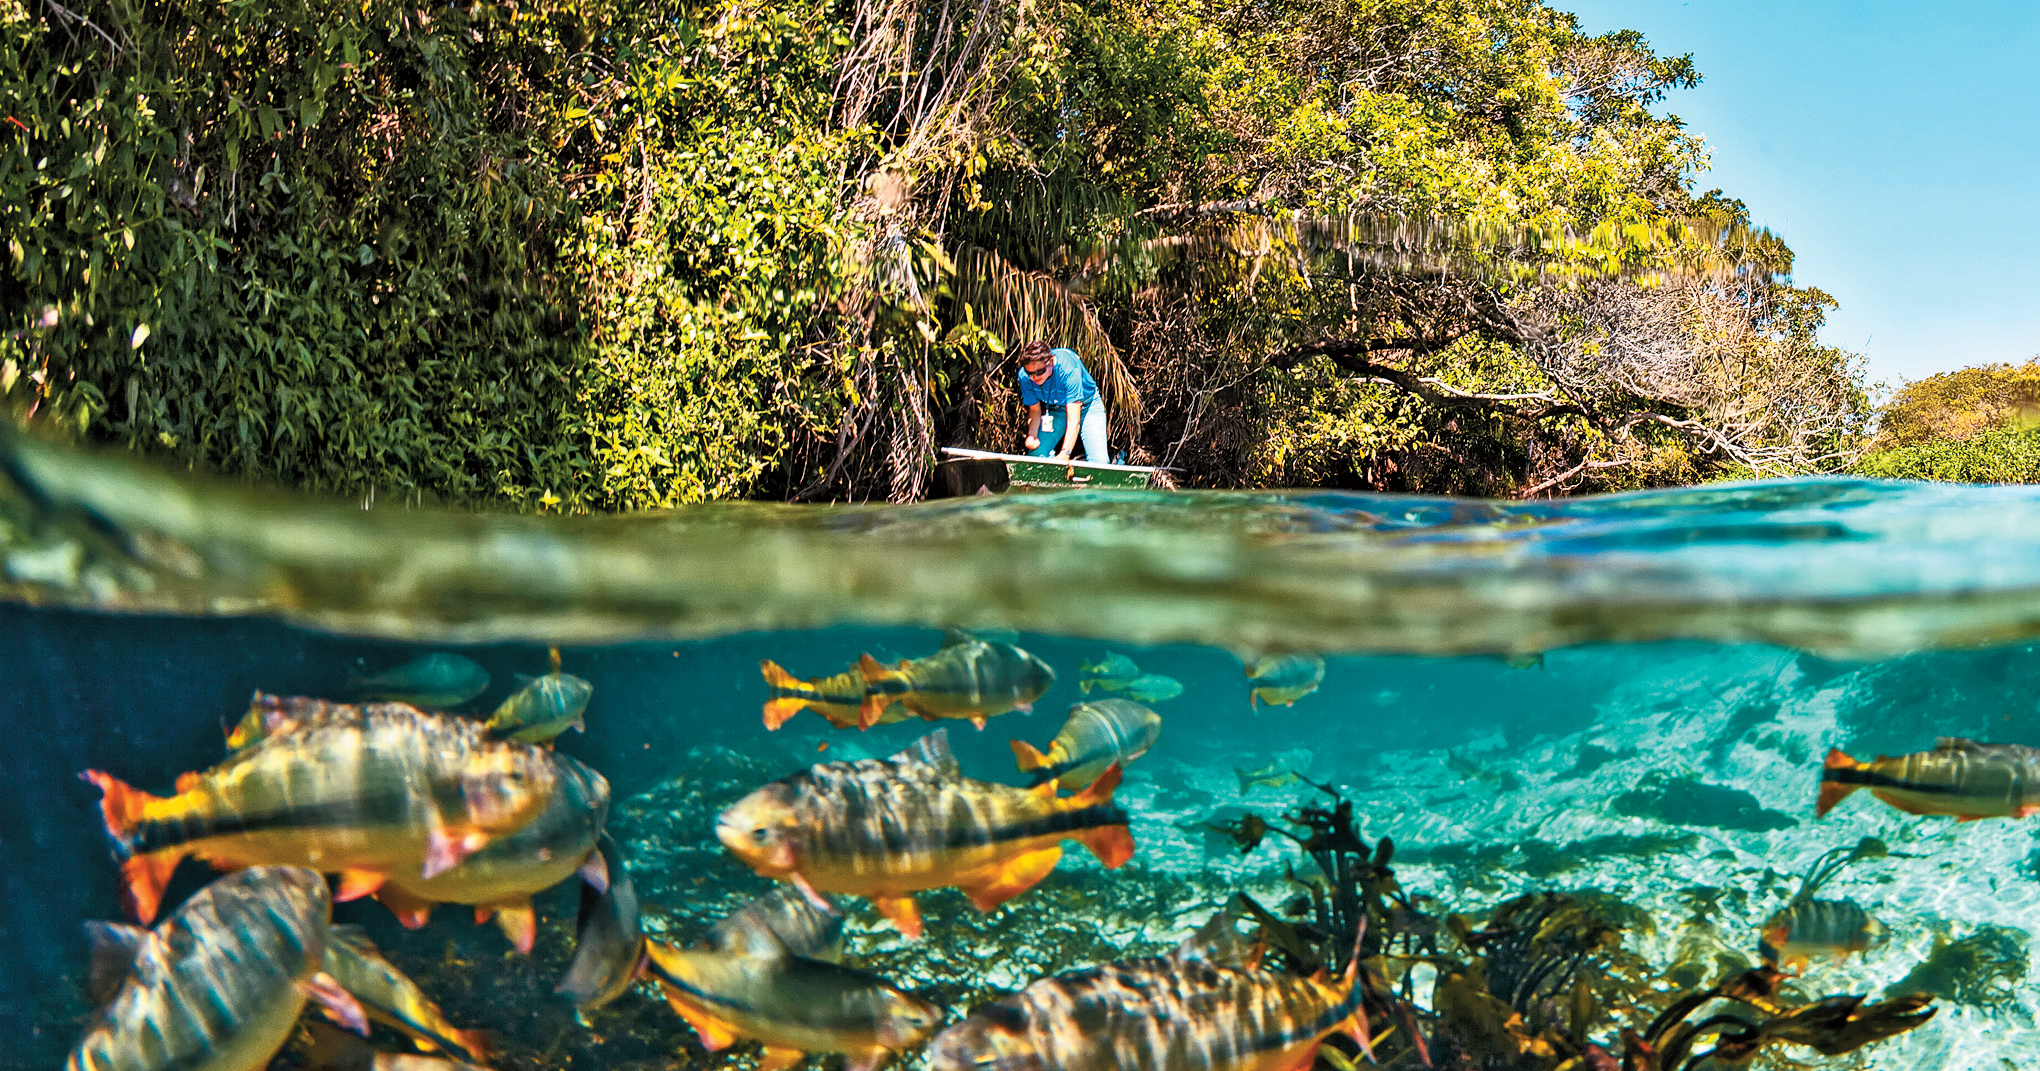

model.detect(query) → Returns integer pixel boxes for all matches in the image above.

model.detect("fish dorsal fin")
[941,628,974,649]
[730,918,792,959]
[84,921,149,1005]
[892,730,958,776]
[1934,737,1986,752]
[1174,906,1250,965]
[326,924,379,956]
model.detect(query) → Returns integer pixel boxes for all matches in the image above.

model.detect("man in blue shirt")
[1015,340,1109,462]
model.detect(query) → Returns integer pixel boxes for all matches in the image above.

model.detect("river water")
[6,429,2039,1070]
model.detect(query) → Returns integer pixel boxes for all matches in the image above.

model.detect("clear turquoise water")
[8,434,2040,1069]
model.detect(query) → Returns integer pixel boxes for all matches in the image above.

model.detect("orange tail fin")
[760,659,801,690]
[1068,764,1134,867]
[760,661,811,731]
[1337,922,1376,1064]
[1815,748,1861,817]
[1010,739,1052,772]
[119,853,183,925]
[84,770,186,922]
[763,698,809,731]
[82,769,166,844]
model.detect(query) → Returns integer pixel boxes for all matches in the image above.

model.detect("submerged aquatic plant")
[1791,837,1891,903]
[1216,780,1938,1071]
[1888,925,2029,1009]
[1627,968,1936,1069]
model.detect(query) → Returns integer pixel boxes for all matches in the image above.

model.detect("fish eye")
[749,828,772,844]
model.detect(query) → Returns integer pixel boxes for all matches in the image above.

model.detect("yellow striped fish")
[925,922,1372,1071]
[483,671,594,744]
[854,633,1055,730]
[716,730,1134,938]
[68,866,368,1071]
[84,705,557,924]
[322,927,492,1063]
[642,928,941,1071]
[1817,738,2040,820]
[759,660,907,730]
[1759,898,1882,972]
[1245,654,1325,709]
[371,751,609,952]
[1011,699,1162,792]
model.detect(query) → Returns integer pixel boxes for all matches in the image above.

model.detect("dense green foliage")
[3,0,588,504]
[4,0,1872,504]
[2,0,860,508]
[1855,425,2040,484]
[1870,360,2040,449]
[1851,361,2040,485]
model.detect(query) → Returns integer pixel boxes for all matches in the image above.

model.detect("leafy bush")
[2,1,594,505]
[1870,359,2040,451]
[2,0,859,509]
[1855,425,2040,484]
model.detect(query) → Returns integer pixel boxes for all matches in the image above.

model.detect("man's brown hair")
[1017,340,1053,367]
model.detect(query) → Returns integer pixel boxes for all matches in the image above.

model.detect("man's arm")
[1025,403,1044,451]
[1056,401,1081,458]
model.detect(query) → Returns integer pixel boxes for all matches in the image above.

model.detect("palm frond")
[953,245,1142,428]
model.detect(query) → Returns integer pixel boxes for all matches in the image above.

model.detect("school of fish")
[71,637,2031,1070]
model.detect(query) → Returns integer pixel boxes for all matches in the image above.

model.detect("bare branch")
[44,0,127,55]
[1282,342,1590,423]
[1518,458,1634,499]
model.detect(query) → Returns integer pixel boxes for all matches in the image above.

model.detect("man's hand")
[1025,434,1040,451]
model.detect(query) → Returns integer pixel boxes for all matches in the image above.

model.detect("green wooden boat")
[938,448,1169,491]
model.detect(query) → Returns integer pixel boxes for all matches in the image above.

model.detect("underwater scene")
[15,435,2040,1071]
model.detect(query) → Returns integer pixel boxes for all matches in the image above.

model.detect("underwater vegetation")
[1195,782,1939,1071]
[1888,925,2030,1010]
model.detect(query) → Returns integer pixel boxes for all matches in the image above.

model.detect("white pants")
[1077,398,1109,462]
[1036,398,1109,462]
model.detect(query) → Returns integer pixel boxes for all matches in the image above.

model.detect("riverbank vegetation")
[1854,360,2040,483]
[0,0,1888,505]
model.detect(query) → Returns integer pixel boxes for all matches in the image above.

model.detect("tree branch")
[1274,339,1590,422]
[1518,458,1634,499]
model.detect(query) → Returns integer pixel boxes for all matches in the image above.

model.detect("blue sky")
[1562,0,2040,391]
